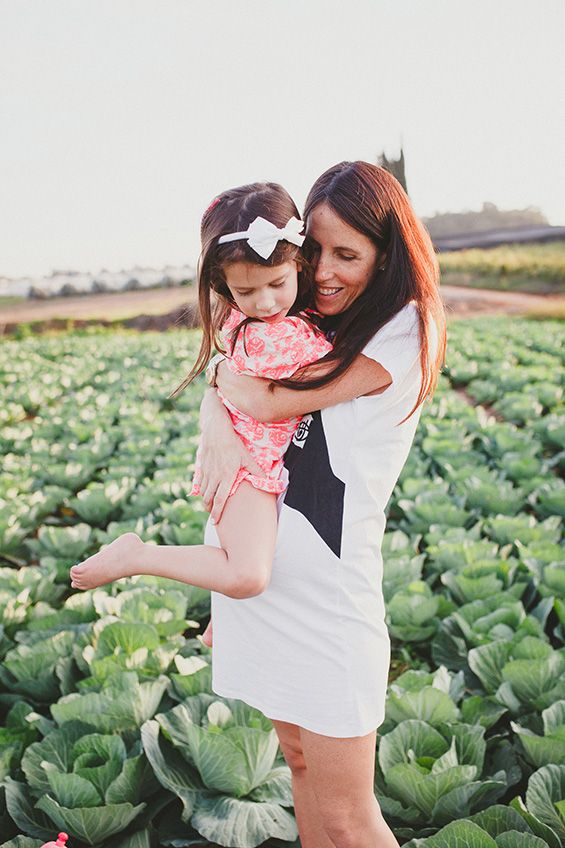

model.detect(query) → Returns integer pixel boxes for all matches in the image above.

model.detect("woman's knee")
[272,721,307,774]
[317,798,377,848]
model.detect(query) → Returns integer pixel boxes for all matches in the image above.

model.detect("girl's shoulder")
[223,307,247,333]
[224,308,328,346]
[222,308,332,379]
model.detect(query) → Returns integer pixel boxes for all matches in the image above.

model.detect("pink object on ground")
[39,834,69,848]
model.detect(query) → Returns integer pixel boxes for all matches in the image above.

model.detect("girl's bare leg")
[201,618,213,647]
[69,482,277,599]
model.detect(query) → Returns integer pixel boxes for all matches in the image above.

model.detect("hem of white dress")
[211,683,385,739]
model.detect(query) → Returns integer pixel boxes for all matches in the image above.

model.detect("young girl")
[69,182,333,647]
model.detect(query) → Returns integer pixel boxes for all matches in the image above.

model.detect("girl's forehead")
[224,260,294,288]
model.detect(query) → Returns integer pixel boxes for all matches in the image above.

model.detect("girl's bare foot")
[69,532,144,590]
[201,618,213,647]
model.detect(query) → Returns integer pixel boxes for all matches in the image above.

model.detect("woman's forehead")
[306,203,371,250]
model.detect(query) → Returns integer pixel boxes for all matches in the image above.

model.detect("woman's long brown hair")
[277,161,447,421]
[169,182,314,398]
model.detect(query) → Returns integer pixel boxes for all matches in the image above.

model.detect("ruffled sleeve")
[223,310,333,380]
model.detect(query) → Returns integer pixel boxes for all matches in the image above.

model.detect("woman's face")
[306,202,382,316]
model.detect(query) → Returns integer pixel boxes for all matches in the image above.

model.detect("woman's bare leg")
[69,482,277,598]
[299,727,400,848]
[271,720,334,848]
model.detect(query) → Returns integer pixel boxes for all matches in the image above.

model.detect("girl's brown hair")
[169,182,313,398]
[281,160,446,421]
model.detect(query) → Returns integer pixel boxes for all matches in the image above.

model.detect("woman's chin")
[315,296,344,316]
[314,286,348,315]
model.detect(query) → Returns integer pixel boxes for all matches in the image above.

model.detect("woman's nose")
[314,255,333,283]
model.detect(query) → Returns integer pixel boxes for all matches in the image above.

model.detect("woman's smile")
[317,286,342,297]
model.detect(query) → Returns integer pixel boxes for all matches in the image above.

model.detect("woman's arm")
[196,389,265,521]
[215,355,392,423]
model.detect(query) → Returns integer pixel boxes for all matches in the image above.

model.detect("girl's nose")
[256,296,276,314]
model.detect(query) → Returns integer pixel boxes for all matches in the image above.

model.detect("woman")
[197,161,446,848]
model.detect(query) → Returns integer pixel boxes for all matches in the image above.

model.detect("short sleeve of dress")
[223,309,333,380]
[362,302,424,386]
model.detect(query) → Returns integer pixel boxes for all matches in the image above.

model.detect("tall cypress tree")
[378,148,408,194]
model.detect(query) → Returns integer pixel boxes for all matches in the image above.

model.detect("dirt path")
[1,284,563,333]
[0,286,196,323]
[440,284,564,317]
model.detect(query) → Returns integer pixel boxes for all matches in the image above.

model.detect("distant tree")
[377,148,408,194]
[28,286,49,299]
[59,283,79,297]
[91,279,109,293]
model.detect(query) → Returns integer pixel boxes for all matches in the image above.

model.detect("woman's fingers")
[210,479,233,524]
[239,448,266,478]
[201,478,219,514]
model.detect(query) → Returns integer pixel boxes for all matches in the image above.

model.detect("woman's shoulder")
[367,301,419,346]
[386,300,419,332]
[361,301,422,378]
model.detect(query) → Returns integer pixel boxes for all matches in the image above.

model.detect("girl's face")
[306,202,383,316]
[223,260,299,323]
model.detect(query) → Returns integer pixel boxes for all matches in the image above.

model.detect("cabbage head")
[142,693,298,848]
[7,720,159,845]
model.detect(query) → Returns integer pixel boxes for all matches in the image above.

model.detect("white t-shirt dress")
[206,302,438,737]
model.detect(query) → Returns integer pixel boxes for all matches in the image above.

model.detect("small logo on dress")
[292,414,313,448]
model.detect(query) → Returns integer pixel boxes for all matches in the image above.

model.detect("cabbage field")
[0,317,564,848]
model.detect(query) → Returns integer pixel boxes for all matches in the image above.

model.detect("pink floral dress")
[191,308,333,497]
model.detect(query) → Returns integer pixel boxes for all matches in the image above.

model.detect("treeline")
[424,202,548,237]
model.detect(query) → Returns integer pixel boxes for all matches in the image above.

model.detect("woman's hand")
[215,362,269,421]
[197,389,265,522]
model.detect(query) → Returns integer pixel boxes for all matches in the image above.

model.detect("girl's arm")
[215,355,392,423]
[197,388,265,521]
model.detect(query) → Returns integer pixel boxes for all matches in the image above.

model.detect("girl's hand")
[197,389,265,522]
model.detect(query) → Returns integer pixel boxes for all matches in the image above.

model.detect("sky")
[1,0,564,278]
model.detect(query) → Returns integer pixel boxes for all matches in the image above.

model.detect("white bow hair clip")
[218,216,305,259]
